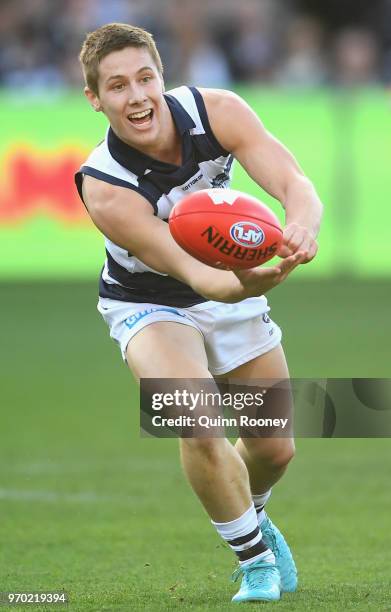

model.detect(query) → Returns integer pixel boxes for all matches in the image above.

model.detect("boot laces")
[232,560,275,588]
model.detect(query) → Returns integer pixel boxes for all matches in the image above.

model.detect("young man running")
[76,23,322,603]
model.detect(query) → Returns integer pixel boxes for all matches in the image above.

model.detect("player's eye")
[141,75,153,83]
[112,83,125,91]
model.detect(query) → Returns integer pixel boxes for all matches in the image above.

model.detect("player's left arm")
[200,88,324,263]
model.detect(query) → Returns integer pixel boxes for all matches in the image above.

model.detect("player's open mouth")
[127,109,153,126]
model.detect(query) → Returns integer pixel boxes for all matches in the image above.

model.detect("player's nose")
[128,84,147,106]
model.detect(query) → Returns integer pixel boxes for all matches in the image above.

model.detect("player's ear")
[84,86,102,112]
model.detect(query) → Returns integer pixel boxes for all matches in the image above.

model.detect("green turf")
[1,281,390,610]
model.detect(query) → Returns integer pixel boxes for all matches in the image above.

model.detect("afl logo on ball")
[230,221,265,248]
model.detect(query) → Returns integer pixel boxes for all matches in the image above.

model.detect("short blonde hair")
[79,23,163,94]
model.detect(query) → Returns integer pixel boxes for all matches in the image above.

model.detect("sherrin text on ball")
[169,188,283,269]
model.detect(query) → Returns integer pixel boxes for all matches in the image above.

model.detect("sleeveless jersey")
[75,86,234,307]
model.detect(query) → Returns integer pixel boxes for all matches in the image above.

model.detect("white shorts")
[97,296,282,376]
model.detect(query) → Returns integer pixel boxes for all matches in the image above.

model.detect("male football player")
[76,23,322,603]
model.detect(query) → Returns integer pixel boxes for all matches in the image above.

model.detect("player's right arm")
[82,175,304,303]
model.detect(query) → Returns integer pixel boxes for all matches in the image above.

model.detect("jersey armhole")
[74,166,158,215]
[189,86,230,157]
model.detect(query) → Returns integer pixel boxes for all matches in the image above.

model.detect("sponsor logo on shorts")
[230,222,265,248]
[125,307,187,329]
[262,313,271,324]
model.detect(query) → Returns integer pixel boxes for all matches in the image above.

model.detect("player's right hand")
[277,223,318,263]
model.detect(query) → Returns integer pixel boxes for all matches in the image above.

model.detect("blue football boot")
[260,515,298,593]
[231,558,281,603]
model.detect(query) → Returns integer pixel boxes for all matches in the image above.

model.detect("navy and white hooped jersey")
[75,86,234,307]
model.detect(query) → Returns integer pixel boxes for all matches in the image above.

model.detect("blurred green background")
[0,88,390,278]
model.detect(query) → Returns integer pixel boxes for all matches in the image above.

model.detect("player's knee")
[181,437,226,465]
[247,439,295,471]
[270,441,295,470]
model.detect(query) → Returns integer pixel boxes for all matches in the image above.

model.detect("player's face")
[88,46,165,149]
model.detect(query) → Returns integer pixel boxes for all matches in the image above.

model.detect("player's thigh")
[127,322,224,457]
[224,343,290,380]
[226,344,294,464]
[126,321,210,379]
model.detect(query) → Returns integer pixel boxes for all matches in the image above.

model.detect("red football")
[169,188,283,270]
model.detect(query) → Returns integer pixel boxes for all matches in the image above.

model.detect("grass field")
[1,280,390,611]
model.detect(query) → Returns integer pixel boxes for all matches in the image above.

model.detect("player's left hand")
[277,222,318,263]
